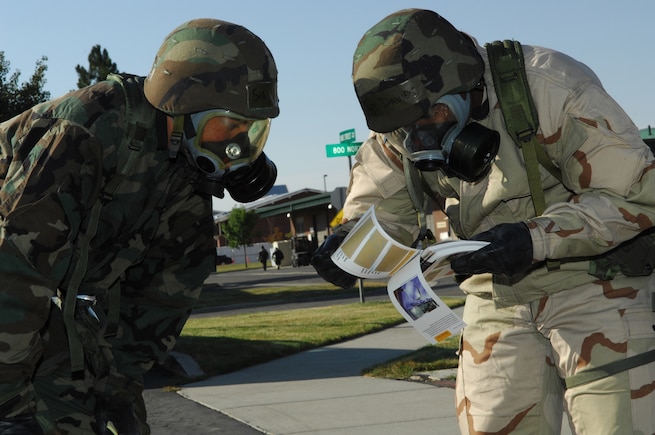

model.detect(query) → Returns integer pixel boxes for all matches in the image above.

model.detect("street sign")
[325,142,362,158]
[339,128,356,143]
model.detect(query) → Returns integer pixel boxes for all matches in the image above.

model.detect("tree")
[266,226,285,243]
[222,208,260,268]
[0,52,50,122]
[75,44,118,89]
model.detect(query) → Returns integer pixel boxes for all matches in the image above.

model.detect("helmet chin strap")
[168,116,185,158]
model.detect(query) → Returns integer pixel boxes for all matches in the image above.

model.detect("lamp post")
[286,212,295,238]
[323,174,327,192]
[326,204,333,236]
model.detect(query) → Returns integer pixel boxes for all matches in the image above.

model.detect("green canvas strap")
[486,40,561,271]
[565,348,655,389]
[403,155,433,248]
[64,199,103,374]
[487,40,551,215]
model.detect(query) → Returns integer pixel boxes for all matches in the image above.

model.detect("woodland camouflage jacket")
[0,76,215,417]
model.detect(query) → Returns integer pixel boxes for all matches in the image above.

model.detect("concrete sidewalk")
[175,306,573,435]
[178,321,457,434]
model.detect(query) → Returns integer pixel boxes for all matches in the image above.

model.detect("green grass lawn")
[170,281,465,385]
[362,337,460,380]
[177,301,404,378]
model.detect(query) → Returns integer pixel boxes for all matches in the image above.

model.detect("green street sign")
[339,128,356,143]
[325,142,362,158]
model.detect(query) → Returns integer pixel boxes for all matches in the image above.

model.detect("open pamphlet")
[330,206,488,344]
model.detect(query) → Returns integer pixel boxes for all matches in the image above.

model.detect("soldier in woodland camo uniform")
[312,9,655,434]
[0,18,279,434]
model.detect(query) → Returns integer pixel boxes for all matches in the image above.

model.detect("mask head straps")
[169,116,185,158]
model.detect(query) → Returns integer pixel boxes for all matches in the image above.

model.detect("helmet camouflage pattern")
[352,9,484,133]
[144,18,279,119]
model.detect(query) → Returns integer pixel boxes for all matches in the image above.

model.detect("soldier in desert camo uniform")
[0,18,278,434]
[312,8,655,434]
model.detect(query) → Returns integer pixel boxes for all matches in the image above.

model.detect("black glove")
[311,230,357,289]
[450,222,533,278]
[95,396,142,435]
[0,415,44,435]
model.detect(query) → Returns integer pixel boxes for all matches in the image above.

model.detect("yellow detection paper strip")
[332,206,418,279]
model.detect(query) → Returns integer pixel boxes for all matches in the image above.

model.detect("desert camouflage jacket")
[0,77,215,416]
[343,40,655,304]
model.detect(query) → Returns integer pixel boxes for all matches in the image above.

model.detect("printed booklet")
[330,206,488,344]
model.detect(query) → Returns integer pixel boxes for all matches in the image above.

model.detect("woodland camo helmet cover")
[145,18,278,119]
[352,9,484,133]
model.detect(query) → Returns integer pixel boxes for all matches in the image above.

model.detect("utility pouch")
[588,229,655,280]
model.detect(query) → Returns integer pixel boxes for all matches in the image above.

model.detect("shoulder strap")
[403,155,435,248]
[103,73,155,202]
[486,40,561,271]
[486,40,562,216]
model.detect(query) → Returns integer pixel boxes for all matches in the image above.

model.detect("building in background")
[213,185,450,265]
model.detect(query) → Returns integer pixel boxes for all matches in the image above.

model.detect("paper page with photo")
[387,255,467,344]
[387,240,489,343]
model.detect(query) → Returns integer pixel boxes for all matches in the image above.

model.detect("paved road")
[143,266,465,434]
[196,266,462,317]
[205,264,329,288]
[203,264,463,300]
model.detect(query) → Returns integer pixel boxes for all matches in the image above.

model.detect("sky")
[2,1,654,212]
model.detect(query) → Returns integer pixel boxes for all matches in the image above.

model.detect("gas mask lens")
[404,103,458,153]
[186,109,271,180]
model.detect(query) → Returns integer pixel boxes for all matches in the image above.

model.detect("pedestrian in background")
[258,246,270,271]
[272,247,284,269]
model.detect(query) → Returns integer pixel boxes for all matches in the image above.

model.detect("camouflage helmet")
[352,9,484,133]
[144,18,279,119]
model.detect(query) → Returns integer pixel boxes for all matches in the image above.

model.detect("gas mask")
[384,94,499,182]
[181,109,277,202]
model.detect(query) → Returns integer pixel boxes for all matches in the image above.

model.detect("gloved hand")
[0,415,44,435]
[311,230,357,289]
[95,396,141,435]
[450,222,534,278]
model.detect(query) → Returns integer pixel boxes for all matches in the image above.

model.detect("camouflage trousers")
[32,304,149,435]
[456,276,655,434]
